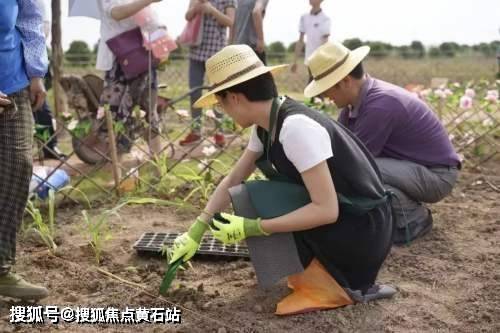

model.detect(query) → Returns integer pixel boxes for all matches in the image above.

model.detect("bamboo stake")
[104,106,121,196]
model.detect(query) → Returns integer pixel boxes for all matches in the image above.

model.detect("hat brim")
[193,64,289,108]
[304,46,370,98]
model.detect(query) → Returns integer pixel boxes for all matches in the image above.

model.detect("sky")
[41,0,500,50]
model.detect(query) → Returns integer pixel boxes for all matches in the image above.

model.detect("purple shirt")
[338,77,460,167]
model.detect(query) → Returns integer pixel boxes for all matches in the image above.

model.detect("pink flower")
[465,88,475,98]
[62,111,72,120]
[197,159,209,171]
[443,89,453,97]
[485,90,498,103]
[459,95,473,109]
[176,109,190,118]
[96,107,105,120]
[202,145,217,157]
[68,119,78,131]
[419,89,431,98]
[205,109,217,119]
[434,89,446,99]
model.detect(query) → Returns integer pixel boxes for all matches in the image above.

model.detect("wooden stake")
[50,0,67,120]
[104,106,121,196]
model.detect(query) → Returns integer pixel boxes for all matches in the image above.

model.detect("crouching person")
[169,45,396,315]
[305,41,461,245]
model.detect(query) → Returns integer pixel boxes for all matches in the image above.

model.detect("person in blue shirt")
[0,0,49,300]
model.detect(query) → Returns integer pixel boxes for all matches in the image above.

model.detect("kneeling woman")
[170,45,395,315]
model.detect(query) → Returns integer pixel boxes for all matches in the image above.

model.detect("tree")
[268,41,286,54]
[439,42,459,57]
[398,45,412,59]
[65,40,92,66]
[343,38,363,50]
[93,41,99,54]
[267,41,286,62]
[410,40,425,58]
[429,47,441,58]
[366,41,392,58]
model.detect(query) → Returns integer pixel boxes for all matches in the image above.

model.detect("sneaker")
[179,132,201,146]
[393,208,433,245]
[345,284,397,303]
[43,146,67,160]
[0,272,48,300]
[213,133,226,147]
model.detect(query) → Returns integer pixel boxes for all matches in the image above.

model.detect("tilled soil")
[1,170,499,333]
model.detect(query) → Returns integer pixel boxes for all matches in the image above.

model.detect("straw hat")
[194,45,288,108]
[304,41,370,98]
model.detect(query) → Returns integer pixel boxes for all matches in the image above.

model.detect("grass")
[64,55,498,101]
[23,190,58,254]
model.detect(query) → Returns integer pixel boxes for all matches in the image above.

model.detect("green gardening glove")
[209,213,269,245]
[169,218,209,264]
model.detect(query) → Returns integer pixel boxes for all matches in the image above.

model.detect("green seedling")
[23,190,58,254]
[80,209,116,265]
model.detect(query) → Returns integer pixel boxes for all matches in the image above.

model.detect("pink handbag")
[142,29,178,61]
[177,14,204,47]
[133,7,177,61]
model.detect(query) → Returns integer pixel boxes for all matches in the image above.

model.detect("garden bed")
[1,163,499,332]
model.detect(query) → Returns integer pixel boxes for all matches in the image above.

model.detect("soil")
[1,166,499,333]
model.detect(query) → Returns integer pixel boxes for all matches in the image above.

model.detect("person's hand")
[29,78,46,112]
[291,63,298,73]
[209,213,269,245]
[255,38,265,53]
[0,91,11,107]
[169,217,209,263]
[200,1,214,15]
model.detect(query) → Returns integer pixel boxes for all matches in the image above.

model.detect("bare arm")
[185,0,203,21]
[110,0,160,21]
[203,2,235,27]
[199,149,260,221]
[260,161,339,233]
[252,0,265,52]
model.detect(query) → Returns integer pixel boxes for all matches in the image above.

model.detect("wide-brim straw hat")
[304,41,370,98]
[194,44,288,108]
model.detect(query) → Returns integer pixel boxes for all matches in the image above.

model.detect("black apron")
[230,97,393,291]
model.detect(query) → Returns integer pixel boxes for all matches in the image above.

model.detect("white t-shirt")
[247,114,333,173]
[299,10,331,61]
[96,0,137,71]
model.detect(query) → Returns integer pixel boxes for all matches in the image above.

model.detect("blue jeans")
[189,58,222,132]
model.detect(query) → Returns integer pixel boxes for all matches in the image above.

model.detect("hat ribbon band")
[313,53,349,81]
[210,61,264,90]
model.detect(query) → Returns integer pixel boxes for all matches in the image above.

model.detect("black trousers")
[33,100,57,150]
[294,202,393,292]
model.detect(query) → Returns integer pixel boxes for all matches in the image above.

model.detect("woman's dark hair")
[215,72,278,101]
[348,62,365,80]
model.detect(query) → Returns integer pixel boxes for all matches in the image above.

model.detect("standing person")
[231,0,269,64]
[0,0,49,300]
[179,0,236,147]
[96,0,164,160]
[170,45,396,315]
[291,0,331,81]
[304,41,460,244]
[34,0,67,160]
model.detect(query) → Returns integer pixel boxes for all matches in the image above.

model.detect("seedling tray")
[133,232,249,258]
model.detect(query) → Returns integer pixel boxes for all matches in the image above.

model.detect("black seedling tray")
[133,232,249,258]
